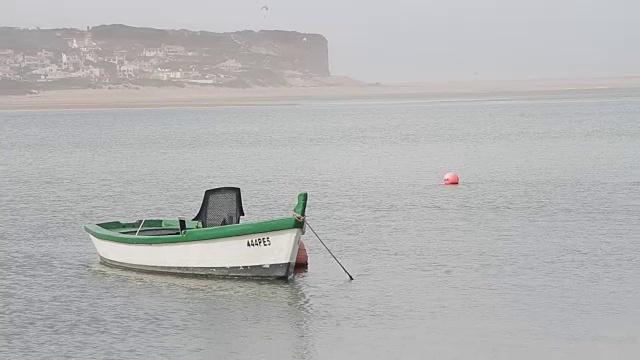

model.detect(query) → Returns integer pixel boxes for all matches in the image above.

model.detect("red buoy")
[444,172,459,185]
[295,240,308,268]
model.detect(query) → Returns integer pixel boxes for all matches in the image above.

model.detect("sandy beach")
[1,76,639,111]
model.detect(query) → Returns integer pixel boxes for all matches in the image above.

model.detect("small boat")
[84,187,307,279]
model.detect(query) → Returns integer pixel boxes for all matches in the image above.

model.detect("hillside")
[0,24,338,94]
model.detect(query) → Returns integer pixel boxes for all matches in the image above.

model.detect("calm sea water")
[1,89,639,359]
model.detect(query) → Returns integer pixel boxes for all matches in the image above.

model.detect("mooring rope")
[305,220,354,281]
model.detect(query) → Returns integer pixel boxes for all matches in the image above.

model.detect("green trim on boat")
[84,192,308,245]
[84,217,303,244]
[294,192,308,217]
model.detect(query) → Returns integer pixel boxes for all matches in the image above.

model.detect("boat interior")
[120,187,245,236]
[120,228,185,236]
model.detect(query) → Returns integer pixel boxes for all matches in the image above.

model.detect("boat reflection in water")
[88,260,317,359]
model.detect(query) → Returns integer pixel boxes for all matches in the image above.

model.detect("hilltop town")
[0,24,344,94]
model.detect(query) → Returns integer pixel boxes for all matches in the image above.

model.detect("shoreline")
[1,76,639,111]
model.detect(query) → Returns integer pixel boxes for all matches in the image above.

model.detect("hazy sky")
[1,0,638,83]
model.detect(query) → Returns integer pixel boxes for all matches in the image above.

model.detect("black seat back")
[192,187,245,227]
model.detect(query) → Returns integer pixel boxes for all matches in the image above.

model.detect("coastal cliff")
[0,24,340,94]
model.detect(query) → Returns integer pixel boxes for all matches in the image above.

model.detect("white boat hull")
[90,228,302,279]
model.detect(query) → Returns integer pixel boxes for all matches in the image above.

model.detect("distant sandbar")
[1,76,639,111]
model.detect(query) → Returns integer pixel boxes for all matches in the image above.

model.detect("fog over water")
[1,0,638,82]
